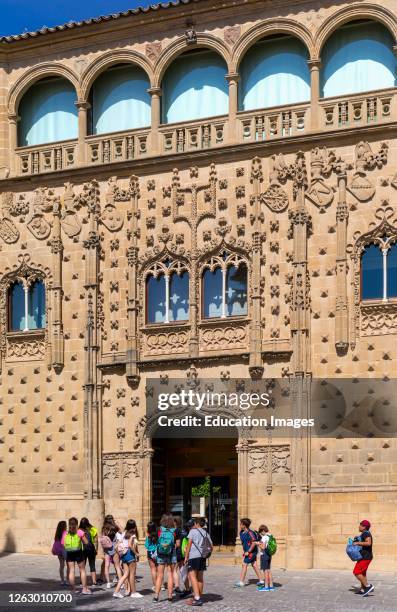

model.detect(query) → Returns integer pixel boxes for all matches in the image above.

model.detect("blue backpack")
[157,527,175,556]
[346,543,362,561]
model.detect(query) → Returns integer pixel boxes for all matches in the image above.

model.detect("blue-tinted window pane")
[28,280,46,329]
[10,282,25,331]
[387,244,397,298]
[361,244,383,300]
[226,265,248,316]
[147,275,166,323]
[169,271,189,321]
[203,268,222,318]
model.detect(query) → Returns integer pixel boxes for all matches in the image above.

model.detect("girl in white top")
[113,520,143,599]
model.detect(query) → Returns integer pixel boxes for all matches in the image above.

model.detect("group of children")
[235,519,276,591]
[52,513,213,606]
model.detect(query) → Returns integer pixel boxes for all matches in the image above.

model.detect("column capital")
[147,86,162,97]
[75,100,91,111]
[8,113,19,123]
[307,58,321,69]
[226,72,240,83]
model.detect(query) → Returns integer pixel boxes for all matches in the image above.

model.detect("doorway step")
[209,546,238,566]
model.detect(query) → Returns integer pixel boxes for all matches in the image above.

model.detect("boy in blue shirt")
[234,518,263,587]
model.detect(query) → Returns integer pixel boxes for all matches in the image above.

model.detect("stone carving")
[185,22,197,44]
[27,188,55,240]
[361,303,397,336]
[7,336,46,360]
[0,218,19,244]
[260,154,289,212]
[102,177,125,232]
[224,25,241,45]
[200,324,247,350]
[103,452,140,499]
[60,183,82,238]
[347,141,388,202]
[142,329,189,356]
[146,42,162,61]
[305,147,337,210]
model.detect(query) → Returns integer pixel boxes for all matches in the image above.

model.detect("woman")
[62,517,91,595]
[79,517,98,586]
[173,516,186,594]
[145,522,158,591]
[52,520,67,586]
[113,519,143,599]
[153,514,179,602]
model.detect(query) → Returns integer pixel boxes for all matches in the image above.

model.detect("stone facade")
[0,0,397,571]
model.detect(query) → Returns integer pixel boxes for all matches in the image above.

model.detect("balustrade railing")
[237,102,310,141]
[158,116,228,154]
[16,140,77,175]
[12,88,397,177]
[86,128,150,165]
[320,89,396,130]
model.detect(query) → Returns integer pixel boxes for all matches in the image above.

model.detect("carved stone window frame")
[199,246,250,322]
[350,206,397,338]
[140,250,190,328]
[0,256,51,370]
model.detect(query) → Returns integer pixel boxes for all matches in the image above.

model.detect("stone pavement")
[0,554,396,612]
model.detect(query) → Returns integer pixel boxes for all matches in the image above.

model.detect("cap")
[360,519,371,529]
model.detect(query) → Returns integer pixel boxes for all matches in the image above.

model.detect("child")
[352,519,374,597]
[257,525,274,591]
[145,522,158,591]
[79,517,98,586]
[173,516,186,594]
[153,514,177,602]
[62,517,91,595]
[184,517,213,607]
[234,518,262,587]
[113,519,143,599]
[52,520,67,586]
[100,521,119,588]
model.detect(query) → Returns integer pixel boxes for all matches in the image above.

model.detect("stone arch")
[315,4,397,59]
[153,34,231,88]
[232,19,314,72]
[8,63,80,117]
[80,50,154,101]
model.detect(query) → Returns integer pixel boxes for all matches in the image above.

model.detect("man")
[184,517,213,607]
[234,518,262,587]
[353,519,374,597]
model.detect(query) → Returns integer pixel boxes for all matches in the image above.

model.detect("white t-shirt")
[259,534,270,555]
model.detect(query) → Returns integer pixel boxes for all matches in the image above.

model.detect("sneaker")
[60,581,68,587]
[81,590,92,596]
[234,581,245,588]
[355,588,365,595]
[362,585,374,597]
[151,586,156,592]
[257,585,266,591]
[113,592,124,599]
[153,596,159,602]
[130,593,144,598]
[188,599,203,607]
[112,578,118,585]
[106,583,112,589]
[257,580,264,586]
[268,586,275,591]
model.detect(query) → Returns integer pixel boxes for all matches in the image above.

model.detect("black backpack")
[83,529,95,552]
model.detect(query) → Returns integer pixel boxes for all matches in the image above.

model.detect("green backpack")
[181,536,189,557]
[266,534,277,556]
[64,532,82,552]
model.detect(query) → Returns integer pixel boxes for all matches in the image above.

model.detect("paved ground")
[0,554,396,611]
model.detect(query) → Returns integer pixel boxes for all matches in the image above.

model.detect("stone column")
[75,100,90,165]
[141,447,154,534]
[236,439,249,519]
[126,176,140,387]
[50,199,64,372]
[249,157,264,378]
[8,113,19,176]
[226,73,239,143]
[148,87,162,155]
[335,164,349,353]
[308,59,321,132]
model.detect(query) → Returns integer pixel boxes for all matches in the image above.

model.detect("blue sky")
[0,0,155,36]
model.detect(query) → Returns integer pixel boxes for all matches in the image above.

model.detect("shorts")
[353,559,372,576]
[188,557,207,572]
[84,550,97,572]
[157,552,177,565]
[260,553,271,571]
[243,553,257,565]
[66,550,84,564]
[121,550,136,565]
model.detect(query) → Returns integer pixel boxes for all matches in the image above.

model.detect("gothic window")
[361,242,397,300]
[8,279,46,331]
[145,260,189,324]
[202,252,248,319]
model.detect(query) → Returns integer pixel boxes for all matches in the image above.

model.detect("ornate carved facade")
[0,0,397,571]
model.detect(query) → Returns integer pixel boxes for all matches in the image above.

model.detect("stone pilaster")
[249,156,264,379]
[126,176,140,387]
[50,198,64,372]
[335,163,349,354]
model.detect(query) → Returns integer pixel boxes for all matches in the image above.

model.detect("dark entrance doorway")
[152,437,238,546]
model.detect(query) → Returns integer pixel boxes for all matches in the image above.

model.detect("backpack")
[198,528,212,559]
[64,532,82,552]
[266,534,277,556]
[157,528,175,556]
[116,538,129,557]
[99,535,113,550]
[346,543,363,561]
[83,529,95,552]
[181,536,189,557]
[52,540,64,556]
